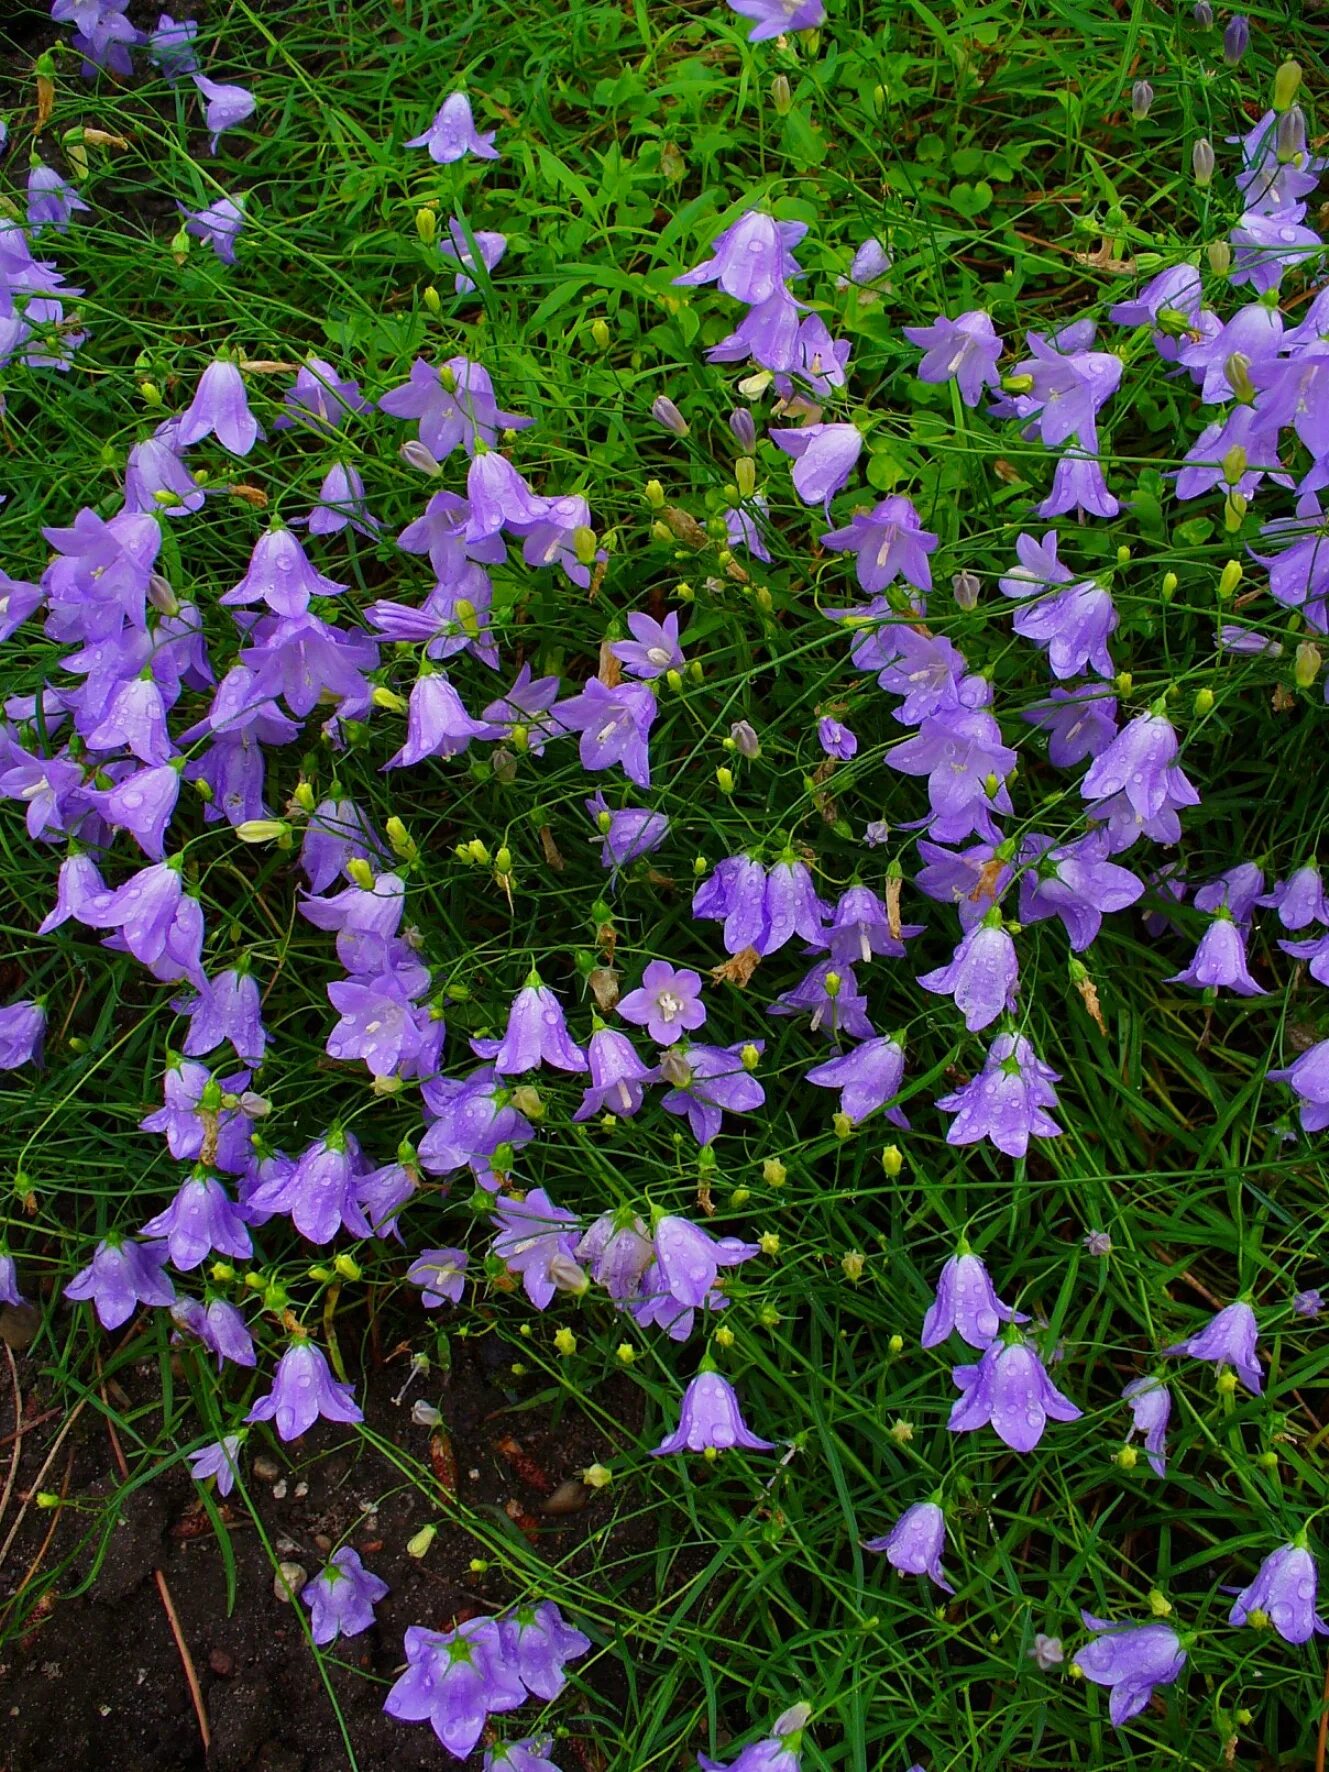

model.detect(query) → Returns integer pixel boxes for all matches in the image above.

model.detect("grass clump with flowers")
[0,1,1328,1769]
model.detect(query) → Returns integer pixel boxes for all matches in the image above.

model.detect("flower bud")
[823,970,842,999]
[832,1111,853,1140]
[1194,686,1215,715]
[729,719,761,758]
[1216,1369,1239,1395]
[1222,13,1248,64]
[465,839,491,865]
[771,73,792,114]
[758,1231,780,1256]
[881,1144,903,1177]
[1276,106,1306,164]
[1192,138,1215,186]
[616,1342,636,1363]
[494,845,513,876]
[147,572,179,615]
[1131,80,1153,120]
[334,1252,362,1281]
[415,207,437,244]
[1147,1589,1172,1618]
[645,479,665,509]
[582,1462,612,1488]
[1273,59,1302,112]
[762,1157,787,1187]
[651,395,689,437]
[1295,640,1322,687]
[1207,240,1232,275]
[553,1326,577,1356]
[235,819,289,844]
[400,439,442,475]
[740,1043,761,1072]
[951,569,980,610]
[406,1524,437,1559]
[590,317,611,351]
[729,408,757,453]
[1224,490,1248,531]
[572,524,598,566]
[734,456,757,498]
[1114,1444,1138,1469]
[842,1250,865,1281]
[887,1333,904,1356]
[140,381,163,407]
[1161,571,1178,600]
[665,667,683,693]
[1225,351,1255,402]
[1217,559,1242,599]
[371,685,409,713]
[423,285,441,313]
[347,857,375,889]
[1193,0,1212,20]
[1220,444,1248,487]
[386,816,419,862]
[716,765,735,795]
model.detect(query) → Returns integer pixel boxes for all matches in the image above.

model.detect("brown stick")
[0,1345,21,1538]
[1316,1645,1329,1772]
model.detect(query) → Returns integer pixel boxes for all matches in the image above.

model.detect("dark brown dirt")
[0,1335,640,1772]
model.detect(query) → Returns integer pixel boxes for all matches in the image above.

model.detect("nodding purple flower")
[674,210,807,304]
[839,236,892,293]
[725,501,772,562]
[1229,210,1323,298]
[246,1339,363,1441]
[651,1215,759,1311]
[385,672,492,769]
[245,1130,369,1245]
[65,1237,175,1330]
[149,13,199,79]
[192,73,256,153]
[918,916,1019,1032]
[1294,1288,1324,1319]
[0,1253,26,1308]
[887,707,1016,845]
[818,885,921,967]
[948,1338,1082,1452]
[1121,1377,1171,1476]
[611,612,685,680]
[1037,449,1119,521]
[817,716,858,760]
[484,1739,561,1772]
[574,1027,657,1121]
[864,1501,954,1593]
[707,287,805,374]
[383,1619,525,1758]
[123,437,203,519]
[805,1035,908,1127]
[273,356,370,433]
[474,975,587,1075]
[1017,831,1144,952]
[699,1703,812,1772]
[555,678,656,790]
[492,1188,581,1308]
[1193,863,1265,926]
[770,424,863,510]
[902,310,1003,407]
[1229,1541,1328,1644]
[27,163,90,234]
[922,1252,1029,1351]
[171,1296,255,1369]
[326,975,439,1082]
[1166,1299,1262,1394]
[299,798,385,896]
[1260,865,1329,931]
[1168,910,1266,995]
[406,1247,469,1308]
[182,195,244,264]
[820,495,937,594]
[406,92,500,162]
[302,1547,389,1645]
[770,959,874,1041]
[585,795,669,870]
[936,1032,1064,1158]
[1081,710,1197,823]
[439,219,507,294]
[499,1600,591,1700]
[659,1042,766,1146]
[652,1370,774,1455]
[1072,1614,1186,1728]
[617,961,706,1046]
[221,524,346,618]
[176,359,260,456]
[692,854,827,959]
[140,1174,252,1270]
[418,1065,533,1186]
[576,1211,655,1299]
[0,1000,45,1068]
[914,840,1011,932]
[187,1434,243,1497]
[379,358,530,461]
[725,0,825,40]
[1223,12,1249,61]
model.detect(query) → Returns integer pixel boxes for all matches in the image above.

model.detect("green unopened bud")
[1147,1589,1172,1618]
[1194,686,1215,715]
[1272,58,1302,112]
[1224,490,1248,531]
[1192,138,1215,187]
[1256,1449,1279,1469]
[293,780,316,813]
[1217,559,1242,599]
[1216,1369,1239,1395]
[333,1252,362,1281]
[1115,1444,1138,1469]
[842,1250,865,1281]
[140,381,163,407]
[762,1157,787,1187]
[439,362,457,394]
[415,207,437,243]
[1001,373,1035,395]
[881,1144,903,1177]
[572,524,598,566]
[494,845,513,876]
[650,520,672,543]
[1161,572,1178,601]
[1221,445,1248,486]
[1295,640,1322,688]
[1225,352,1256,403]
[423,284,441,313]
[665,667,683,692]
[590,317,611,351]
[35,1491,61,1509]
[386,815,419,862]
[465,839,491,865]
[235,819,289,844]
[645,479,665,510]
[982,772,1001,800]
[771,73,792,114]
[347,857,375,889]
[693,855,708,877]
[740,1043,761,1072]
[1207,240,1232,276]
[371,685,409,713]
[735,456,757,498]
[407,1524,437,1559]
[1116,543,1131,565]
[832,1110,853,1140]
[716,765,735,794]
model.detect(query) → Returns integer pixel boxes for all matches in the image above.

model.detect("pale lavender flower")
[659,1042,766,1146]
[406,1248,468,1308]
[652,1370,773,1455]
[171,1297,255,1369]
[1037,449,1119,520]
[383,1620,525,1758]
[65,1237,175,1329]
[922,1251,1029,1350]
[805,1035,908,1127]
[673,210,807,304]
[187,1434,243,1497]
[492,1189,581,1309]
[302,1547,389,1645]
[1260,865,1329,931]
[439,219,507,293]
[1167,912,1265,995]
[769,959,873,1041]
[651,1215,759,1310]
[617,961,706,1046]
[612,612,685,680]
[573,1028,656,1121]
[140,1174,252,1270]
[0,1254,25,1308]
[820,495,937,594]
[818,885,920,966]
[918,917,1019,1031]
[707,288,804,374]
[839,236,891,292]
[556,678,656,790]
[0,1000,45,1068]
[379,357,530,460]
[1122,1376,1171,1476]
[474,975,587,1074]
[864,1501,953,1593]
[1166,1300,1261,1394]
[484,1741,560,1772]
[27,163,90,234]
[1294,1289,1323,1318]
[1073,1614,1186,1727]
[886,709,1016,845]
[1193,862,1265,925]
[902,310,1003,407]
[817,716,857,760]
[1030,1634,1064,1671]
[947,1339,1081,1452]
[182,195,244,264]
[221,524,345,618]
[192,74,256,153]
[1017,831,1143,952]
[246,1339,363,1440]
[699,1703,812,1772]
[936,1033,1064,1159]
[406,92,500,162]
[176,359,260,456]
[149,13,199,79]
[1228,1541,1327,1644]
[418,1065,533,1186]
[244,1131,369,1244]
[1081,710,1197,824]
[651,395,689,437]
[585,795,669,869]
[499,1600,591,1700]
[770,424,862,509]
[576,1212,654,1299]
[726,0,825,39]
[384,673,491,769]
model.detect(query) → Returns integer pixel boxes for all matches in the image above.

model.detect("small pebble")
[208,1649,235,1678]
[294,1481,308,1499]
[272,1479,288,1500]
[253,1456,281,1482]
[313,1533,333,1554]
[274,1562,306,1604]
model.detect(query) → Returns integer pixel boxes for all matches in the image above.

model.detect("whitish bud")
[235,819,289,844]
[1295,640,1322,687]
[400,439,442,475]
[952,569,980,610]
[771,73,792,115]
[1207,240,1232,276]
[1131,80,1153,121]
[1192,138,1215,187]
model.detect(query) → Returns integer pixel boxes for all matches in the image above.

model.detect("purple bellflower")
[302,1546,389,1646]
[922,1251,1029,1351]
[27,163,90,234]
[936,1032,1064,1158]
[651,1215,759,1311]
[903,310,1003,407]
[383,1619,525,1758]
[1121,1376,1170,1476]
[379,358,530,460]
[140,1173,252,1270]
[0,1000,45,1067]
[918,915,1019,1032]
[820,495,937,594]
[176,359,260,456]
[617,961,706,1046]
[492,1188,581,1309]
[187,1434,243,1497]
[1269,1039,1329,1132]
[805,1035,908,1126]
[586,795,669,869]
[611,612,685,680]
[484,1741,561,1772]
[574,1027,656,1120]
[221,524,346,618]
[182,195,244,264]
[947,1338,1082,1453]
[192,74,255,153]
[1228,1540,1328,1645]
[1017,832,1143,951]
[499,1600,591,1700]
[865,1501,954,1593]
[674,210,807,305]
[0,1254,25,1308]
[555,678,656,790]
[439,219,507,294]
[698,1703,812,1772]
[246,1338,363,1440]
[1168,911,1265,995]
[406,93,500,163]
[406,1247,469,1308]
[771,424,862,510]
[1073,1614,1187,1727]
[659,1042,766,1146]
[474,974,587,1074]
[652,1370,774,1455]
[1166,1300,1261,1394]
[725,0,825,40]
[65,1237,175,1329]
